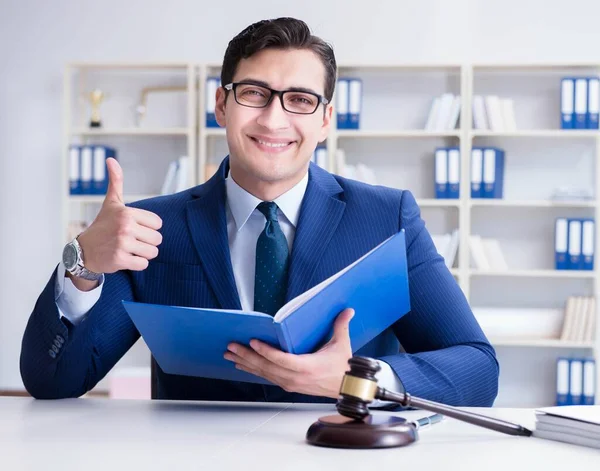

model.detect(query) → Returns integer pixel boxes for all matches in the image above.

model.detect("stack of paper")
[534,406,600,449]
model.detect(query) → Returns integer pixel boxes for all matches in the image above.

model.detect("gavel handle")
[376,388,532,437]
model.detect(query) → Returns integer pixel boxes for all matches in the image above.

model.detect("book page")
[273,234,394,323]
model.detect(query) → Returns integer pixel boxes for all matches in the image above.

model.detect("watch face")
[62,244,78,271]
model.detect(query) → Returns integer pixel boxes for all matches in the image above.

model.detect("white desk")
[0,397,597,470]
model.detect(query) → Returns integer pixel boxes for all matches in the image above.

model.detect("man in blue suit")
[21,18,499,405]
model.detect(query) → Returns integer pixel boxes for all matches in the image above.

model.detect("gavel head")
[336,356,381,421]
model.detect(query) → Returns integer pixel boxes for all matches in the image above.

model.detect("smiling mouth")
[250,136,295,149]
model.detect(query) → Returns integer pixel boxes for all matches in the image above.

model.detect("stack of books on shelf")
[561,77,599,129]
[555,357,596,406]
[424,93,461,131]
[471,147,505,199]
[560,296,596,344]
[336,78,362,130]
[472,95,517,131]
[69,145,116,195]
[161,156,190,195]
[469,235,508,271]
[430,230,459,269]
[311,146,328,169]
[334,149,377,184]
[554,218,595,271]
[534,406,600,449]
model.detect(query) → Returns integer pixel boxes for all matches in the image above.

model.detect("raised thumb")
[104,157,124,205]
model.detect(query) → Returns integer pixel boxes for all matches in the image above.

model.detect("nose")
[256,94,291,131]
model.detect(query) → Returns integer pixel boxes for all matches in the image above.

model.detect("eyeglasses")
[223,82,329,115]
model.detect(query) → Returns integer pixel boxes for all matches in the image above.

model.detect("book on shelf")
[469,235,508,271]
[431,230,459,269]
[160,156,190,195]
[534,405,600,449]
[560,296,596,343]
[555,218,595,271]
[336,77,362,129]
[470,147,505,199]
[424,93,461,131]
[334,149,377,184]
[472,95,516,131]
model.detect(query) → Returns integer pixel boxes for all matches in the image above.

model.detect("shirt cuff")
[55,261,104,325]
[370,359,404,407]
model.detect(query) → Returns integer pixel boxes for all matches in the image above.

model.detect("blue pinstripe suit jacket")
[21,157,499,405]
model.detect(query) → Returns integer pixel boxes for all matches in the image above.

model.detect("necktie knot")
[257,201,279,223]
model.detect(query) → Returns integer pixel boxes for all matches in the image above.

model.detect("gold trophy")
[88,88,105,128]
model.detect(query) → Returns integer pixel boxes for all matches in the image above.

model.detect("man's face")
[215,48,332,196]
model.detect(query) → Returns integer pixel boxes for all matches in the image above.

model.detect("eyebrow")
[235,78,322,96]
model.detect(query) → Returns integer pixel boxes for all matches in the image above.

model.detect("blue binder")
[567,219,583,270]
[92,146,116,195]
[434,148,448,198]
[556,357,570,406]
[347,78,362,130]
[206,77,220,128]
[587,77,599,129]
[122,231,410,384]
[482,148,505,199]
[574,78,588,129]
[447,147,460,199]
[69,145,81,195]
[554,217,569,270]
[79,145,94,195]
[471,147,483,198]
[560,78,574,129]
[568,359,584,405]
[583,358,596,405]
[581,218,595,271]
[336,79,349,130]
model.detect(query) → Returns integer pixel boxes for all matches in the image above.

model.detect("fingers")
[131,224,163,246]
[131,208,162,230]
[124,239,160,261]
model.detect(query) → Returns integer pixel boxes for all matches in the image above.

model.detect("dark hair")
[221,18,337,102]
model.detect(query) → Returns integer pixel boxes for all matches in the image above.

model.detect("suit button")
[52,345,59,353]
[48,350,56,359]
[56,335,64,344]
[53,339,61,348]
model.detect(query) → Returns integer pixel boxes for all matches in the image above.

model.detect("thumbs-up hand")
[76,158,163,276]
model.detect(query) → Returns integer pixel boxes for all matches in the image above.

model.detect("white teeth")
[256,139,289,148]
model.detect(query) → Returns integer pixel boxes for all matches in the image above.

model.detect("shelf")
[69,194,159,204]
[337,130,461,138]
[418,198,460,207]
[469,269,596,279]
[469,199,596,208]
[68,62,191,70]
[204,128,226,136]
[71,128,190,136]
[490,338,595,348]
[470,130,599,138]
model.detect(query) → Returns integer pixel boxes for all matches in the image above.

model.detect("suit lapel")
[285,165,346,302]
[186,158,242,310]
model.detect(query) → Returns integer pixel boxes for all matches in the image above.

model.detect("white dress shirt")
[55,171,402,395]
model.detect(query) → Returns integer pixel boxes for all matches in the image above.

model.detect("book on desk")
[122,230,410,384]
[534,405,600,449]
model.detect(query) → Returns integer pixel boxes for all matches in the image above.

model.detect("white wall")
[1,0,600,393]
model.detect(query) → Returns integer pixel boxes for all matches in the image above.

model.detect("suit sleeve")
[20,266,139,399]
[377,190,499,406]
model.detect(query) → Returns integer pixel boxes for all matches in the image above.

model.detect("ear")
[215,86,227,127]
[318,103,333,142]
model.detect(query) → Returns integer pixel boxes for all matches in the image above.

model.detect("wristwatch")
[62,237,103,281]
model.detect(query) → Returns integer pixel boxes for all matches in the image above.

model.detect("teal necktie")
[254,202,290,316]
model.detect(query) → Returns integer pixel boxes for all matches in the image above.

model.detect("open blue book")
[122,230,410,384]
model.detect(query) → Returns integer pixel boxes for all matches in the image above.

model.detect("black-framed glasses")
[223,82,329,115]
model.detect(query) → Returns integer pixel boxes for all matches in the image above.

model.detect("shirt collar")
[225,170,309,231]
